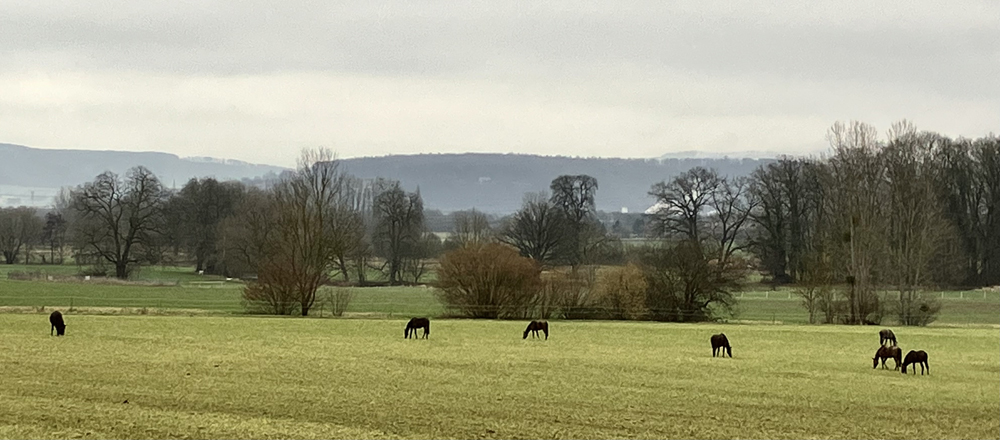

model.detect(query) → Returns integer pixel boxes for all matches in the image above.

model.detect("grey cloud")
[2,0,996,98]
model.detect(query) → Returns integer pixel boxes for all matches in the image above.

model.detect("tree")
[40,211,68,264]
[436,242,542,319]
[229,149,359,316]
[167,177,244,273]
[69,167,169,278]
[822,121,888,324]
[0,207,43,264]
[372,182,425,285]
[883,122,949,325]
[549,175,601,267]
[450,209,493,247]
[638,240,745,322]
[499,192,566,265]
[748,158,823,284]
[647,167,721,243]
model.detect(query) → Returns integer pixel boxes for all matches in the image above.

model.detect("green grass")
[0,279,443,317]
[1,315,996,439]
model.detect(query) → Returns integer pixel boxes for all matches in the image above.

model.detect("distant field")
[1,315,996,439]
[1,263,997,325]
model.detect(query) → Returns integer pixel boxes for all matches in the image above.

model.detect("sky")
[1,1,997,168]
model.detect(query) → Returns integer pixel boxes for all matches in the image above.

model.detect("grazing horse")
[523,321,549,340]
[711,333,731,358]
[901,350,929,375]
[49,311,66,336]
[873,345,902,370]
[879,329,897,346]
[404,317,430,339]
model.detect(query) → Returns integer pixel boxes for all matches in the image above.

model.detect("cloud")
[0,0,996,166]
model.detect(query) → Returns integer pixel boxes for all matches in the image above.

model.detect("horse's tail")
[425,321,429,336]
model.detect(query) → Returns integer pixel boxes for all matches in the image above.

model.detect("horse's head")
[873,356,879,369]
[523,329,529,339]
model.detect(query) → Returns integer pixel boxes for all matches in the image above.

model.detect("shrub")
[436,243,541,319]
[597,263,649,320]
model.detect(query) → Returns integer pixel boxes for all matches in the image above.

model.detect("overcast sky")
[1,1,997,167]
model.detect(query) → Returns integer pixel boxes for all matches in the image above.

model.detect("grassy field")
[1,315,997,439]
[2,274,997,326]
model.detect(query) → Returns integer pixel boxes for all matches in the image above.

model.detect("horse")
[873,345,902,370]
[879,329,897,346]
[523,321,549,340]
[711,333,731,358]
[901,350,929,375]
[49,311,66,336]
[404,317,430,339]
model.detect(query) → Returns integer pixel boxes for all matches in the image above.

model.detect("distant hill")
[0,143,775,213]
[0,143,287,189]
[340,153,772,214]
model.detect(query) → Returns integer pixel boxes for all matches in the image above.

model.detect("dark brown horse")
[49,311,66,336]
[879,329,897,346]
[404,317,430,339]
[711,333,731,358]
[873,345,902,370]
[523,321,548,340]
[901,350,929,375]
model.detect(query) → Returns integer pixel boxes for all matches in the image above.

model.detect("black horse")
[404,317,430,339]
[873,345,902,370]
[901,350,929,375]
[711,333,731,358]
[49,311,66,336]
[879,329,897,346]
[523,321,549,340]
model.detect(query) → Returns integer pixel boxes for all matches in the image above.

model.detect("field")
[2,263,998,325]
[1,265,998,438]
[1,315,997,439]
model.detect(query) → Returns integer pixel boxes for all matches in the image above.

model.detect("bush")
[322,287,353,317]
[597,263,649,320]
[436,243,541,319]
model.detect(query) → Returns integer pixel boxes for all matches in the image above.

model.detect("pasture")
[1,315,997,439]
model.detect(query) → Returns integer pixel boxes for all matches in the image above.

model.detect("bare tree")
[70,167,169,278]
[823,121,887,324]
[499,192,566,265]
[884,122,951,325]
[648,167,721,242]
[231,149,359,315]
[167,178,244,273]
[451,209,493,246]
[40,211,68,264]
[372,182,425,285]
[0,207,43,264]
[550,175,600,267]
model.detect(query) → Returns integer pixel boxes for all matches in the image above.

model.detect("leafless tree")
[648,167,721,242]
[499,192,566,265]
[0,207,43,264]
[452,209,493,246]
[69,167,169,278]
[372,181,425,285]
[823,121,888,324]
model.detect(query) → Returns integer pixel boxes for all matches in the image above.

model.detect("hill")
[340,153,772,213]
[0,143,775,213]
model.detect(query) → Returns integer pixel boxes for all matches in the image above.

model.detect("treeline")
[0,121,996,325]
